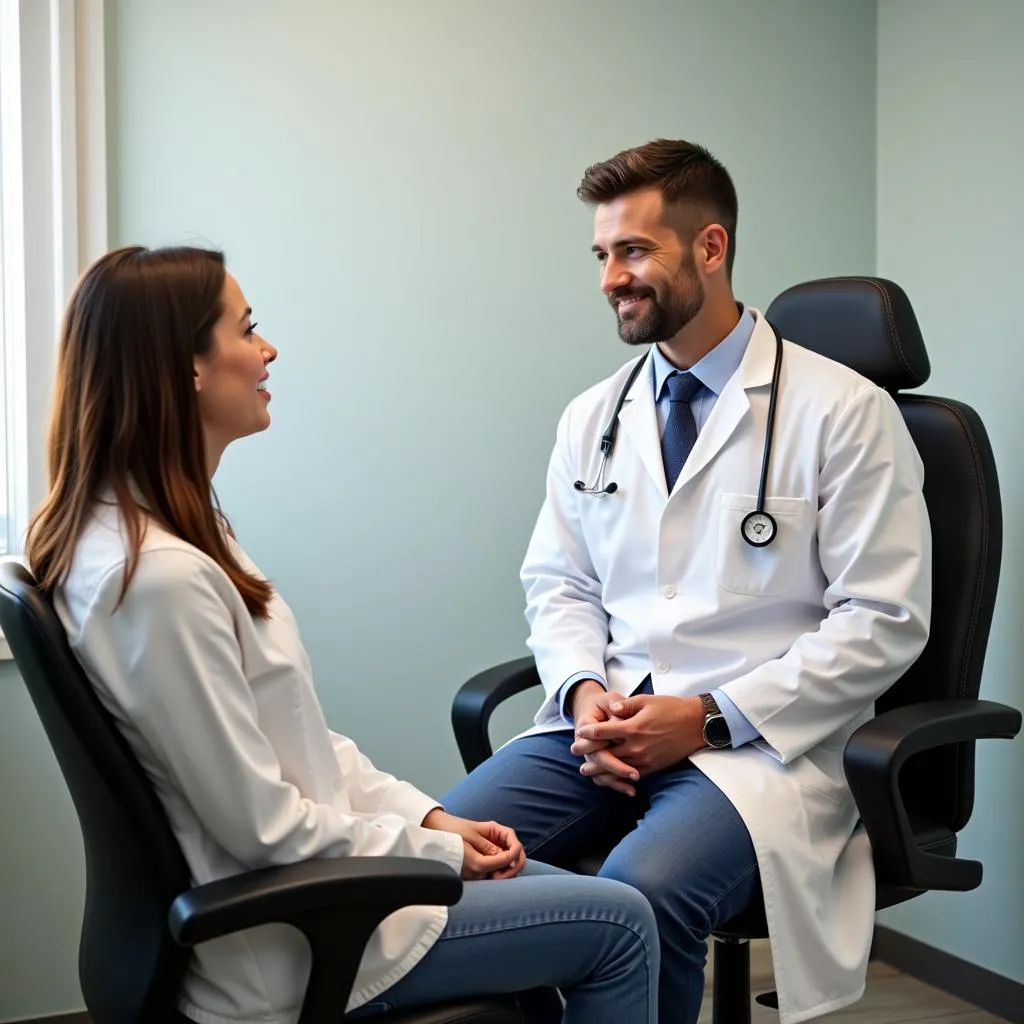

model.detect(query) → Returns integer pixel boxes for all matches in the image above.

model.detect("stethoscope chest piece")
[741,510,778,547]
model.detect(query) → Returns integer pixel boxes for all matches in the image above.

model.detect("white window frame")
[0,0,107,659]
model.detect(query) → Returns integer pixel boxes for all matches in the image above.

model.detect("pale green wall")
[102,0,877,796]
[0,0,878,1017]
[874,0,1024,983]
[0,662,85,1019]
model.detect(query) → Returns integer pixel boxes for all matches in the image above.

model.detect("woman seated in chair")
[26,246,659,1024]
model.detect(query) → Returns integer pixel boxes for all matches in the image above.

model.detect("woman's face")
[194,273,278,461]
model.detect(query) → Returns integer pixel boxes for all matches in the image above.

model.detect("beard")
[612,254,706,346]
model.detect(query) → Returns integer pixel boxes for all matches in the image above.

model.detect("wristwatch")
[699,693,732,749]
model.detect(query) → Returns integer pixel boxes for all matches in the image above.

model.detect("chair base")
[712,936,752,1024]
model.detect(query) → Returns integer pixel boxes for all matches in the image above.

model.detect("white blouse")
[55,502,464,1023]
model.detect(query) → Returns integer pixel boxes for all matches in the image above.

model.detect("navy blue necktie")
[661,371,702,491]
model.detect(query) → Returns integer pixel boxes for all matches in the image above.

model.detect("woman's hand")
[421,808,526,881]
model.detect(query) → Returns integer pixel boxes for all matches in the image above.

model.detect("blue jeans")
[348,860,659,1022]
[440,730,759,1024]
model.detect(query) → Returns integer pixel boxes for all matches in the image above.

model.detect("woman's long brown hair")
[26,245,272,617]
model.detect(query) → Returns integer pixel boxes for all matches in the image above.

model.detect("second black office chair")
[451,276,1022,1024]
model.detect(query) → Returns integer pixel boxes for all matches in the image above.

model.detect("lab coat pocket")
[717,493,810,597]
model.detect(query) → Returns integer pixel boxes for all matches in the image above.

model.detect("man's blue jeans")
[441,729,760,1024]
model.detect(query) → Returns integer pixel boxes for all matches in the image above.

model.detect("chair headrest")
[765,277,930,391]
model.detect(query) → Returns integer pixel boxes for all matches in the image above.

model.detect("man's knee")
[600,857,675,912]
[442,732,585,811]
[439,762,509,820]
[599,856,713,946]
[440,734,576,829]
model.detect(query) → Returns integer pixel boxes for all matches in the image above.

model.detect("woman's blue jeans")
[348,860,659,1023]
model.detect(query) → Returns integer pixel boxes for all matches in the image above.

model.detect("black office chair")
[0,562,557,1024]
[450,277,1023,1024]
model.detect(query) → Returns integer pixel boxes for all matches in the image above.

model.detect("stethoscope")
[573,320,784,548]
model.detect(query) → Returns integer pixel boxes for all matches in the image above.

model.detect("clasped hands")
[568,680,706,797]
[421,808,525,881]
[417,681,707,879]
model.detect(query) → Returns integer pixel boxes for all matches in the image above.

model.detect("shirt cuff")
[712,688,761,749]
[386,783,450,827]
[558,672,607,725]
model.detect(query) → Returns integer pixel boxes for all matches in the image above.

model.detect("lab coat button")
[656,661,670,674]
[663,585,676,599]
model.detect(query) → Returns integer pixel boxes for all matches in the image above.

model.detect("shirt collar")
[652,305,755,400]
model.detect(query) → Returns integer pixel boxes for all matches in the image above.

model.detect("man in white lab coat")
[442,139,931,1024]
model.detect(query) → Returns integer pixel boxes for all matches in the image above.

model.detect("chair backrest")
[766,277,1002,833]
[0,562,192,1024]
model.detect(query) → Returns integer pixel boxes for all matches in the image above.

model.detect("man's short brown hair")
[578,139,739,280]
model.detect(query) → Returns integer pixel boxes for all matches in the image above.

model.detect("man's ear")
[699,224,729,276]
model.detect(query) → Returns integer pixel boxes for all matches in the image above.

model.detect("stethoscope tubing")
[574,321,784,547]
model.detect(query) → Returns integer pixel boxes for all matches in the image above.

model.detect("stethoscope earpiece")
[574,479,618,495]
[575,320,785,547]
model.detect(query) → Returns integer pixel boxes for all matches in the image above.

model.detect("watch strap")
[699,692,721,718]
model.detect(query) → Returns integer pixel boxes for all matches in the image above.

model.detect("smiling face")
[592,185,707,347]
[193,273,278,461]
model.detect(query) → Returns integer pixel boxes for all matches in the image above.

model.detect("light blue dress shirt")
[558,307,761,749]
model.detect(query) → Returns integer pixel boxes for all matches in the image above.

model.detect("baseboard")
[872,924,1024,1023]
[4,1014,89,1024]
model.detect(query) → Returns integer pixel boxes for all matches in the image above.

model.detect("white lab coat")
[519,309,932,1023]
[55,503,465,1024]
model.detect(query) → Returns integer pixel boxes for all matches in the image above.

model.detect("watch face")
[705,714,732,748]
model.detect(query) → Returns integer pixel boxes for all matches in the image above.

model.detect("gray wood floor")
[697,941,1007,1023]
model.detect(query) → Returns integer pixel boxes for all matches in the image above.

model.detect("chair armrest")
[452,657,542,772]
[844,699,1021,893]
[168,856,461,944]
[169,857,462,1024]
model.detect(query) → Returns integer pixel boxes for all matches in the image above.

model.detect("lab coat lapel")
[673,312,777,494]
[616,351,669,500]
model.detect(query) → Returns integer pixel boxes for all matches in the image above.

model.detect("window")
[0,0,106,559]
[0,0,20,556]
[0,154,9,554]
[0,0,104,657]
